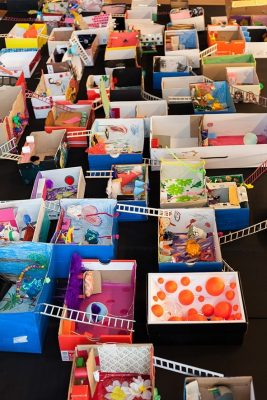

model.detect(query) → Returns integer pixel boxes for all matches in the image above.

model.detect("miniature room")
[190,81,236,113]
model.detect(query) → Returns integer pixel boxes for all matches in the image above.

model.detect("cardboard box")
[150,113,267,169]
[31,166,86,219]
[42,1,69,13]
[0,48,41,78]
[207,174,250,231]
[147,271,248,344]
[201,54,256,80]
[87,118,144,171]
[0,242,55,353]
[243,26,267,58]
[86,74,110,102]
[45,102,94,148]
[153,55,191,90]
[59,257,136,359]
[105,31,140,61]
[170,7,205,31]
[125,19,164,46]
[18,130,68,185]
[5,24,47,49]
[158,208,222,272]
[207,25,246,55]
[67,343,154,398]
[226,0,267,17]
[160,159,207,208]
[0,85,28,144]
[226,66,261,102]
[70,32,99,67]
[51,199,119,277]
[107,163,149,221]
[47,27,74,56]
[184,376,255,400]
[32,72,78,119]
[162,75,211,102]
[80,15,114,46]
[165,29,200,68]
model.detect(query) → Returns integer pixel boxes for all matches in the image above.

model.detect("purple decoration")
[45,179,54,190]
[64,253,83,310]
[46,185,78,201]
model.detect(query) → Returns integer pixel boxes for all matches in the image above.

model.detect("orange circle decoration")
[230,282,236,289]
[235,313,242,320]
[188,313,207,321]
[158,277,164,284]
[188,308,198,317]
[153,296,158,302]
[165,280,178,293]
[196,285,202,292]
[157,291,166,301]
[198,295,205,302]
[151,304,164,318]
[168,316,183,321]
[225,290,235,301]
[178,290,194,305]
[205,277,225,296]
[181,276,190,286]
[214,301,232,319]
[202,304,214,317]
[211,316,224,321]
[233,304,239,312]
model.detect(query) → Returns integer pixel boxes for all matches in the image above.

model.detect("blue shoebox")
[51,198,119,278]
[207,174,250,231]
[87,118,144,171]
[153,55,191,90]
[107,164,149,222]
[0,242,55,353]
[158,208,223,272]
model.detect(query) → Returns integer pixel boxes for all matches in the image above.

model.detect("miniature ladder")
[86,170,113,178]
[25,89,73,112]
[116,204,173,218]
[0,138,20,161]
[245,159,267,185]
[219,219,267,245]
[229,85,267,109]
[199,44,218,60]
[141,88,162,101]
[38,303,135,332]
[167,75,214,104]
[153,356,223,377]
[222,259,234,272]
[67,129,92,140]
[69,36,92,66]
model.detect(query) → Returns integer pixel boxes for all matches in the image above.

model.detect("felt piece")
[65,253,84,310]
[83,270,102,297]
[55,112,82,127]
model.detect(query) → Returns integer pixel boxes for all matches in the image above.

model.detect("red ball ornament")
[65,175,75,185]
[202,303,214,317]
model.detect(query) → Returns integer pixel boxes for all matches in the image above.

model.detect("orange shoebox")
[207,25,245,55]
[58,257,136,361]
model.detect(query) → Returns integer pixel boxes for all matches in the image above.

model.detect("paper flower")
[105,381,129,400]
[129,377,152,399]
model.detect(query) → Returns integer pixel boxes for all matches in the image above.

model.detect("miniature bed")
[147,271,247,344]
[87,118,144,171]
[0,198,49,243]
[160,159,207,208]
[190,81,236,113]
[5,23,48,49]
[58,256,136,359]
[0,242,54,353]
[150,113,267,169]
[164,29,200,68]
[51,199,119,277]
[207,25,246,54]
[17,130,68,184]
[158,208,222,272]
[68,343,154,398]
[107,163,149,221]
[0,48,41,78]
[153,55,191,89]
[32,71,78,119]
[184,376,255,400]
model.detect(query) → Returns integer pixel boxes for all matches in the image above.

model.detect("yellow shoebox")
[5,24,47,49]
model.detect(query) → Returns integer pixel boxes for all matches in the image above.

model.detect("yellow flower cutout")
[110,386,127,400]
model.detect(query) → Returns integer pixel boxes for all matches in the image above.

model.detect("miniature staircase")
[116,204,173,218]
[0,138,19,161]
[69,36,92,66]
[25,89,73,112]
[245,159,267,185]
[219,220,267,245]
[153,356,223,377]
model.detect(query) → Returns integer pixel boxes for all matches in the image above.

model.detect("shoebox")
[153,55,191,90]
[80,15,114,45]
[101,3,127,14]
[58,256,136,360]
[111,66,142,96]
[47,27,74,56]
[0,198,50,243]
[107,163,149,221]
[31,166,86,219]
[0,71,25,88]
[61,51,84,82]
[170,6,205,31]
[46,49,71,75]
[105,58,138,76]
[164,29,200,68]
[226,0,267,18]
[75,0,103,12]
[0,48,41,79]
[207,24,246,55]
[109,99,168,137]
[147,271,248,344]
[32,71,78,119]
[51,199,119,277]
[125,20,164,47]
[5,24,48,49]
[42,1,69,13]
[67,344,154,398]
[201,54,256,81]
[45,101,94,148]
[226,66,261,102]
[150,113,267,169]
[105,31,140,62]
[160,159,207,208]
[86,75,110,102]
[207,174,249,231]
[242,25,267,58]
[158,208,222,272]
[17,129,68,185]
[161,75,212,102]
[184,376,255,399]
[126,7,155,21]
[87,118,144,171]
[70,32,99,67]
[0,85,28,144]
[190,81,236,114]
[0,242,55,353]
